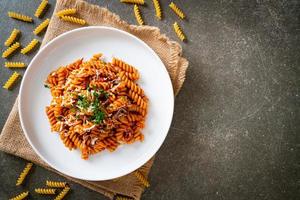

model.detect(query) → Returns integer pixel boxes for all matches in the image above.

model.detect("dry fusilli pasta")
[8,11,33,22]
[21,39,39,54]
[169,2,185,19]
[56,8,76,17]
[152,0,162,20]
[54,187,70,200]
[134,171,150,187]
[173,22,186,41]
[9,191,29,200]
[46,180,67,188]
[4,29,20,47]
[60,15,86,25]
[35,188,56,194]
[5,62,26,68]
[44,54,148,159]
[33,18,50,35]
[133,5,144,26]
[2,42,20,58]
[121,0,144,5]
[34,0,48,18]
[16,162,33,186]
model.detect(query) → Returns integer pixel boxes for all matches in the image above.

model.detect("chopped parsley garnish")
[77,95,89,109]
[91,109,105,124]
[44,84,49,88]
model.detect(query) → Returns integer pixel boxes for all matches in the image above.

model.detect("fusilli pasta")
[33,18,50,35]
[152,0,162,20]
[169,2,185,19]
[46,180,67,188]
[34,0,48,18]
[9,191,29,200]
[121,0,144,5]
[3,72,20,90]
[5,62,26,68]
[4,29,20,47]
[133,5,144,26]
[44,54,148,159]
[16,162,33,186]
[54,187,70,200]
[35,188,56,194]
[134,171,150,187]
[56,8,77,17]
[2,42,20,58]
[8,11,33,22]
[21,39,39,54]
[60,15,86,25]
[173,22,186,41]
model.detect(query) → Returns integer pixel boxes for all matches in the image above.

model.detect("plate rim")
[19,26,174,181]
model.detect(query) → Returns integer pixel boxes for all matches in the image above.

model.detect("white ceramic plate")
[19,26,174,181]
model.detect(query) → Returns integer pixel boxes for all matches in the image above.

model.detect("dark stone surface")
[0,0,299,199]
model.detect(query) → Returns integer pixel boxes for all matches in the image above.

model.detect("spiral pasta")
[54,186,70,200]
[3,72,20,90]
[46,180,68,188]
[152,0,162,20]
[173,22,186,41]
[9,191,29,200]
[60,15,86,25]
[2,42,20,58]
[34,0,48,18]
[133,5,144,26]
[35,188,56,194]
[56,8,77,17]
[121,0,144,5]
[21,39,39,54]
[8,11,33,22]
[169,2,185,19]
[134,171,150,187]
[33,18,50,35]
[16,162,33,186]
[4,29,20,47]
[44,54,148,159]
[5,62,26,68]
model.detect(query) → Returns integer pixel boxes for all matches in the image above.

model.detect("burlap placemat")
[0,0,188,199]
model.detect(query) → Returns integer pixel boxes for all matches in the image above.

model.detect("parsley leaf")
[77,95,89,109]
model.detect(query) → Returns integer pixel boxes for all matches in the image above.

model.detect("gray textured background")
[0,0,299,199]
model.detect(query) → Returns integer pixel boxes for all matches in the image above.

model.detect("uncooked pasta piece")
[54,187,70,200]
[35,188,56,194]
[5,62,26,68]
[46,180,68,188]
[21,39,39,54]
[133,4,144,25]
[169,2,185,19]
[4,29,20,47]
[33,18,50,35]
[34,0,48,18]
[9,191,29,200]
[173,22,186,41]
[8,11,33,22]
[16,163,33,185]
[120,0,144,5]
[152,0,162,20]
[56,8,76,17]
[60,15,86,25]
[2,42,20,58]
[134,171,150,187]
